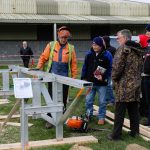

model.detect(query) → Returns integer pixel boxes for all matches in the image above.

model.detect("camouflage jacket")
[112,40,144,102]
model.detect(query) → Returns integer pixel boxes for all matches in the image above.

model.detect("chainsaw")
[65,114,110,133]
[66,115,89,132]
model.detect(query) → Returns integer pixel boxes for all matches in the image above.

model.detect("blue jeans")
[86,85,107,120]
[106,76,115,104]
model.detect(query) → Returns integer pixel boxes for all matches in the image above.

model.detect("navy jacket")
[20,46,33,60]
[81,48,112,86]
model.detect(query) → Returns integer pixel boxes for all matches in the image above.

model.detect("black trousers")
[140,77,149,117]
[23,59,30,68]
[112,101,139,138]
[142,76,150,125]
[48,82,69,109]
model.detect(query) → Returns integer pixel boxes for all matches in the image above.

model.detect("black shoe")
[107,134,121,141]
[128,131,139,137]
[63,107,67,114]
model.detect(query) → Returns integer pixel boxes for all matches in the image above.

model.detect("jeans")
[106,76,115,104]
[86,85,107,120]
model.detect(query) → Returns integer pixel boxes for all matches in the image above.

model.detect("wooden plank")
[0,99,9,105]
[0,102,9,105]
[0,115,20,120]
[94,105,150,139]
[0,99,9,102]
[105,118,130,132]
[1,100,21,129]
[105,108,150,132]
[106,110,150,138]
[94,104,150,132]
[0,136,98,150]
[105,118,150,141]
[139,124,150,132]
[0,122,33,127]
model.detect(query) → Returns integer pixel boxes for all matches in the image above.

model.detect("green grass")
[0,63,150,150]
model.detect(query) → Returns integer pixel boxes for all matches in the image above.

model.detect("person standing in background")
[137,24,150,49]
[20,41,33,68]
[103,36,116,57]
[142,39,150,126]
[137,24,150,121]
[103,36,116,105]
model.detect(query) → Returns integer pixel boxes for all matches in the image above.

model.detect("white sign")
[13,78,33,98]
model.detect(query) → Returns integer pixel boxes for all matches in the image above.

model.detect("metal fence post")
[20,99,28,150]
[52,81,63,140]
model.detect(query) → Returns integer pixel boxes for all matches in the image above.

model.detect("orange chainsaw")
[66,115,88,132]
[66,115,110,133]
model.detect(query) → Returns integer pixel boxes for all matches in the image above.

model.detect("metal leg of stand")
[2,72,9,99]
[56,112,63,141]
[53,82,63,140]
[20,99,28,150]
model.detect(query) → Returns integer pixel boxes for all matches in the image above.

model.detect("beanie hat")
[145,24,150,32]
[57,26,71,37]
[93,37,105,48]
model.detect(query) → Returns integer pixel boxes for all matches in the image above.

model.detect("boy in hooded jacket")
[81,36,112,125]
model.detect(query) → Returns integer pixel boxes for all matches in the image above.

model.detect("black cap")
[145,24,150,32]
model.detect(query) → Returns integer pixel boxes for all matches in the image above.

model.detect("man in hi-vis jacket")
[37,26,77,128]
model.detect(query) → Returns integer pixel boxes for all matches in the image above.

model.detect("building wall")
[0,0,150,17]
[0,24,37,40]
[0,23,147,64]
[0,40,91,65]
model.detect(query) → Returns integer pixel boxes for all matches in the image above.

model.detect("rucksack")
[143,46,150,74]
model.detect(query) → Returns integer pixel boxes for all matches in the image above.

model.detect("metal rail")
[0,65,92,150]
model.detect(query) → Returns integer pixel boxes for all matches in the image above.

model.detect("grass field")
[0,63,150,150]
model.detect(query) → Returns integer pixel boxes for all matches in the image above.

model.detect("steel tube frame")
[0,66,92,150]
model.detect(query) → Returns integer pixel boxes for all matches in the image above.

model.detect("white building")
[0,0,150,64]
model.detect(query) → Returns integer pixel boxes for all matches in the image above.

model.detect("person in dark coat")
[103,36,116,105]
[108,29,144,140]
[138,24,150,120]
[81,36,112,125]
[20,41,33,68]
[141,39,150,126]
[103,36,116,57]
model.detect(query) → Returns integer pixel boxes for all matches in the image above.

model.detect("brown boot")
[98,119,105,125]
[45,122,53,129]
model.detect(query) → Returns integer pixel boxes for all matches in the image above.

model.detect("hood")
[124,40,144,56]
[103,36,110,48]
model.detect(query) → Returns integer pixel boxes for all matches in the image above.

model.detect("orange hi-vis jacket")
[37,41,77,78]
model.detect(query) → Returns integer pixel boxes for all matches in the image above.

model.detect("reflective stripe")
[46,41,57,72]
[68,44,73,76]
[46,41,74,77]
